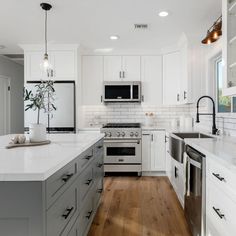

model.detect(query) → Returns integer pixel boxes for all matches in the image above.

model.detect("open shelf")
[229,35,236,44]
[229,61,236,69]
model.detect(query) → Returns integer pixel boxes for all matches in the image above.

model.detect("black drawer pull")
[62,207,74,219]
[97,163,103,168]
[97,145,103,149]
[86,179,93,185]
[213,207,225,219]
[212,173,225,182]
[97,188,103,193]
[61,173,74,183]
[118,159,124,162]
[84,154,93,160]
[86,210,93,219]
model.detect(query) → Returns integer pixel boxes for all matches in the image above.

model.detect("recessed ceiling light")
[110,35,119,40]
[0,45,6,49]
[158,11,169,17]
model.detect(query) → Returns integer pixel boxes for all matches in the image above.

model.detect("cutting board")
[6,140,51,149]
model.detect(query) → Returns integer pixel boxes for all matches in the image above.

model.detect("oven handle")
[104,139,141,144]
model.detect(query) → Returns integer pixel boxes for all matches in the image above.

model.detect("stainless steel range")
[101,123,142,175]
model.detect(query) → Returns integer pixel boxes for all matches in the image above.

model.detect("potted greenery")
[24,81,56,142]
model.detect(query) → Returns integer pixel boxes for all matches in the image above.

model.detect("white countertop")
[185,137,236,171]
[0,133,104,181]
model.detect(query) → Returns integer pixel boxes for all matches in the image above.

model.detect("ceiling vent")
[134,24,149,30]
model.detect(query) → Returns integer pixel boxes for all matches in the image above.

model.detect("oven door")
[104,139,141,164]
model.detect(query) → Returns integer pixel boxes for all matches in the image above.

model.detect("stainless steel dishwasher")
[184,145,206,236]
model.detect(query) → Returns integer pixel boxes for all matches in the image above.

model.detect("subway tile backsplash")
[81,103,236,137]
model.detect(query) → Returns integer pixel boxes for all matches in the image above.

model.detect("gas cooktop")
[102,123,141,128]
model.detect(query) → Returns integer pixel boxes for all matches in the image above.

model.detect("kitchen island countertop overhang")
[0,133,104,181]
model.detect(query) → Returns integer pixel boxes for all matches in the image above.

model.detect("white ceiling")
[0,0,222,54]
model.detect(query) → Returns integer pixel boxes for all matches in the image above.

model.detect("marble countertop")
[0,133,104,181]
[185,137,236,170]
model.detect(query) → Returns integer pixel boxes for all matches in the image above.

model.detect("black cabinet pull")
[212,173,225,182]
[175,166,178,178]
[86,210,93,219]
[86,179,93,185]
[97,145,103,149]
[97,188,103,193]
[97,163,103,168]
[62,207,74,219]
[184,91,187,100]
[61,173,74,183]
[213,207,225,219]
[84,154,93,160]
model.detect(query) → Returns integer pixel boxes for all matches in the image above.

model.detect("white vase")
[29,123,47,142]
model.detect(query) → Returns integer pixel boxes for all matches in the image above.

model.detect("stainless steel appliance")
[101,123,142,175]
[103,81,141,103]
[185,145,206,236]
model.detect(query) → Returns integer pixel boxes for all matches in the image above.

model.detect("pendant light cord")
[45,9,47,55]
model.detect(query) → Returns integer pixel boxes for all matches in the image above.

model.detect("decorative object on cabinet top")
[202,15,222,44]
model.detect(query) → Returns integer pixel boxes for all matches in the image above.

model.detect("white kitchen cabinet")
[165,134,171,181]
[163,52,181,105]
[82,56,103,105]
[103,56,140,81]
[22,45,78,82]
[222,0,236,96]
[206,156,236,235]
[142,130,166,173]
[141,56,162,105]
[170,157,185,207]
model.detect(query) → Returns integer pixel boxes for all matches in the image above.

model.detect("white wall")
[0,56,24,134]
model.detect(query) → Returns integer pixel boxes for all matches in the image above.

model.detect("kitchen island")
[0,133,104,236]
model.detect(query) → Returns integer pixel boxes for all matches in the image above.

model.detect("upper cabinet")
[141,56,163,105]
[163,51,181,105]
[21,45,78,82]
[104,56,141,81]
[82,56,103,105]
[222,0,236,96]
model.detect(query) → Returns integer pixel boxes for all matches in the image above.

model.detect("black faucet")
[196,96,218,135]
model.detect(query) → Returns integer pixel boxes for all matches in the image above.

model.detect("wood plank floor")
[88,176,192,236]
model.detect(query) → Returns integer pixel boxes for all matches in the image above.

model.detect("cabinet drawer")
[94,140,104,155]
[46,183,78,236]
[79,165,94,202]
[46,160,77,208]
[208,158,236,201]
[77,194,93,236]
[78,148,94,171]
[207,183,236,236]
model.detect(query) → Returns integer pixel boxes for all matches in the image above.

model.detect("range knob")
[116,132,121,137]
[121,132,125,137]
[135,132,139,137]
[106,132,111,137]
[130,132,134,137]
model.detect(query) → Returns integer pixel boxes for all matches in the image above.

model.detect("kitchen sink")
[169,132,213,163]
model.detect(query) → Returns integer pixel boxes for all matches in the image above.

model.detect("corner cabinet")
[21,45,78,82]
[222,0,236,96]
[142,130,166,174]
[103,56,141,81]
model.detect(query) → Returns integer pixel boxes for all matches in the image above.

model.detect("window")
[216,57,236,113]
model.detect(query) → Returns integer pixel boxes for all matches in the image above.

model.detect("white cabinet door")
[142,131,166,172]
[52,51,76,80]
[82,56,103,105]
[141,133,152,171]
[122,56,141,81]
[25,52,44,81]
[103,56,122,81]
[141,56,162,105]
[150,131,166,171]
[163,52,181,105]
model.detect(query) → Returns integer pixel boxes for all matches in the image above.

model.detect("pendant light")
[202,16,222,45]
[40,3,52,73]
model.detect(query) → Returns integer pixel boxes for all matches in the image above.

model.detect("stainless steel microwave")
[103,81,141,103]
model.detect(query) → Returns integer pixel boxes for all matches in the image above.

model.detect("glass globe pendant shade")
[40,53,52,72]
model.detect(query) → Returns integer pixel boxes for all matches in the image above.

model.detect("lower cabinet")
[142,130,166,174]
[170,157,185,208]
